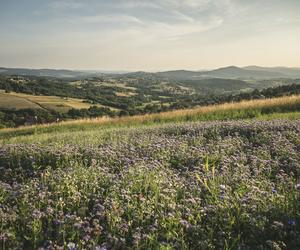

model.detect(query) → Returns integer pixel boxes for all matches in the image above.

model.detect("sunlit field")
[1,114,300,249]
[1,94,300,142]
[0,90,105,113]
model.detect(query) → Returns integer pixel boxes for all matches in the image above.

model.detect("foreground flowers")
[0,119,300,249]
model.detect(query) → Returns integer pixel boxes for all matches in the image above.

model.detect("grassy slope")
[0,92,42,110]
[0,90,104,112]
[1,94,300,142]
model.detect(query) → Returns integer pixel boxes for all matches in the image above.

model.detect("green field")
[0,90,107,112]
[0,92,42,110]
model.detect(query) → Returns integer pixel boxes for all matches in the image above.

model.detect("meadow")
[0,90,102,113]
[1,94,300,141]
[0,92,42,110]
[0,95,300,249]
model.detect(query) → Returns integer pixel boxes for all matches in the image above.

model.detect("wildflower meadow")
[0,120,300,249]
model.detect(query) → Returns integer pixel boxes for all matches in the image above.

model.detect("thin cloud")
[118,1,161,9]
[79,15,144,25]
[49,0,85,9]
[171,10,195,23]
[152,17,223,38]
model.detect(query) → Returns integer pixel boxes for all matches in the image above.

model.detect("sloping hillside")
[200,66,286,79]
[0,90,102,112]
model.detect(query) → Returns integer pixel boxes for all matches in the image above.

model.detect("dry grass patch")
[0,91,108,112]
[115,92,137,97]
[0,92,42,110]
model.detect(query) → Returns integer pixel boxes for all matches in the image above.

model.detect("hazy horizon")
[1,0,299,71]
[2,65,300,73]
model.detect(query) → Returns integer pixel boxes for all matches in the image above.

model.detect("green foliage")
[1,74,300,128]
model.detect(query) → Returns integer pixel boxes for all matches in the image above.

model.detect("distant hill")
[156,70,203,80]
[156,66,300,80]
[200,66,287,79]
[182,78,253,92]
[154,66,300,80]
[1,65,300,79]
[123,71,253,93]
[0,67,100,78]
[243,66,300,78]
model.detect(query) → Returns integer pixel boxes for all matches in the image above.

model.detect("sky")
[0,0,299,71]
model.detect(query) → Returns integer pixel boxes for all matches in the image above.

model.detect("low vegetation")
[1,94,300,141]
[1,119,300,249]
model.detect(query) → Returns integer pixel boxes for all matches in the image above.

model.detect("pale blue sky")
[0,0,299,71]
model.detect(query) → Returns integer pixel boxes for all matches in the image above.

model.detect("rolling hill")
[143,66,300,80]
[200,66,287,79]
[0,67,94,78]
[181,78,253,92]
[243,66,300,77]
[2,65,300,79]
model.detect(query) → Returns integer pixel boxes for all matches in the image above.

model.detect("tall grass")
[1,94,300,140]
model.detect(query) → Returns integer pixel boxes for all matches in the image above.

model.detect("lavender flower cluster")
[0,120,300,249]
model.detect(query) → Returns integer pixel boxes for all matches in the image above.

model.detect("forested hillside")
[1,73,300,128]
